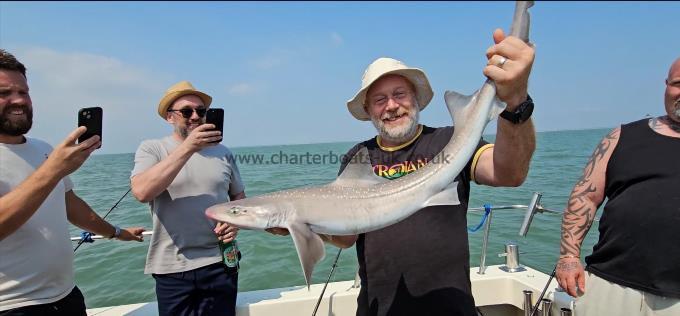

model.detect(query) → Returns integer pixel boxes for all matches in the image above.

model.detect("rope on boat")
[79,231,95,243]
[468,204,492,233]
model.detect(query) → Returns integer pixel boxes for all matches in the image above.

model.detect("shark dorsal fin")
[332,146,388,187]
[444,90,476,128]
[444,89,506,126]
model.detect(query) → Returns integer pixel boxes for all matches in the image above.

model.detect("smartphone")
[205,108,224,143]
[78,107,103,148]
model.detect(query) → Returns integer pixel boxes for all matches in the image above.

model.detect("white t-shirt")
[0,137,75,311]
[131,136,245,274]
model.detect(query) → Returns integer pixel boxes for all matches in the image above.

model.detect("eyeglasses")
[370,89,413,107]
[168,108,207,118]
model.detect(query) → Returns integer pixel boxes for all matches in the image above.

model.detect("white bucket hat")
[346,57,434,121]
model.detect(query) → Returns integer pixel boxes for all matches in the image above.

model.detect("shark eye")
[229,207,240,214]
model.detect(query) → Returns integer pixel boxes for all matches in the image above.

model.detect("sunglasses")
[168,108,207,118]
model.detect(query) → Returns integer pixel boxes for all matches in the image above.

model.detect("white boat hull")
[86,265,575,316]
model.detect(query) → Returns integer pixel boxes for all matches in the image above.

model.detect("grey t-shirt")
[131,136,244,274]
[0,138,75,311]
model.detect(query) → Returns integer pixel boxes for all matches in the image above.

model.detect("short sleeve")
[466,138,493,183]
[63,175,74,191]
[130,140,161,179]
[227,151,245,195]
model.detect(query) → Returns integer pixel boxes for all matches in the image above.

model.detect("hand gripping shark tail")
[445,1,533,121]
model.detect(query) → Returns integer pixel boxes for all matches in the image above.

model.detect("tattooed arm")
[555,127,620,297]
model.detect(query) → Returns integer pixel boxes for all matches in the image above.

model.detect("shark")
[206,0,533,287]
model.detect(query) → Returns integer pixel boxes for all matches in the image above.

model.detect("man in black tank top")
[556,58,680,316]
[314,28,536,316]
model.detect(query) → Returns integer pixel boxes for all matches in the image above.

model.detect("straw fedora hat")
[346,57,434,121]
[157,80,212,119]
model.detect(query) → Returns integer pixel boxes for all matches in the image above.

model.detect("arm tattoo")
[560,129,618,256]
[557,261,580,271]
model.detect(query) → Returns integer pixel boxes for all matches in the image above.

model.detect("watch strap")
[108,225,121,239]
[500,95,533,124]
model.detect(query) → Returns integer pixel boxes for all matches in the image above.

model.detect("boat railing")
[70,230,153,241]
[469,192,575,275]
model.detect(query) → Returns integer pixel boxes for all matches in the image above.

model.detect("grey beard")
[175,125,189,139]
[372,108,420,144]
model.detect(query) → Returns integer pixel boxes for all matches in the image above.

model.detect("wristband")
[559,255,580,259]
[108,225,121,239]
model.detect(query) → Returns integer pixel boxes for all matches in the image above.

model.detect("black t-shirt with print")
[339,125,488,316]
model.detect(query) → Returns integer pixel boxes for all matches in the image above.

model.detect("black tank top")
[586,118,680,298]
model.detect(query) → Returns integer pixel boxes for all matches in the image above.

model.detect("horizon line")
[91,125,615,156]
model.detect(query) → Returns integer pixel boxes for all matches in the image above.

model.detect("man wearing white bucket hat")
[336,29,536,316]
[130,81,245,316]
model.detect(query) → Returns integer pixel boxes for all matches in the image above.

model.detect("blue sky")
[2,1,678,154]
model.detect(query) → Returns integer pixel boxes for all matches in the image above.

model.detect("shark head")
[205,199,277,230]
[206,195,325,289]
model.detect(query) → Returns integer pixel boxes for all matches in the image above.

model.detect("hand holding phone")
[78,107,103,148]
[205,108,224,143]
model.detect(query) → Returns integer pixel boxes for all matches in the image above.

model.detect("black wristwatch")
[500,95,534,124]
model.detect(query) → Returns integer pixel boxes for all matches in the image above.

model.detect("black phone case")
[206,108,224,142]
[78,107,103,146]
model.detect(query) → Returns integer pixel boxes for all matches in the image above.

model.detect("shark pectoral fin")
[444,90,476,127]
[287,222,326,289]
[423,181,461,207]
[333,147,388,187]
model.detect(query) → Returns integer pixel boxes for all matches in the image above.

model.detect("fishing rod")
[529,264,557,316]
[73,187,131,253]
[311,248,343,316]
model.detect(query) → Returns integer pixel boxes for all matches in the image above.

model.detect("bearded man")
[130,81,245,316]
[555,57,680,316]
[331,28,536,316]
[0,49,144,315]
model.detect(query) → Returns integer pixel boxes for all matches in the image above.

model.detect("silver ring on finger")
[497,56,507,68]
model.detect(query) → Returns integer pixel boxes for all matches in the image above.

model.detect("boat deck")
[86,264,575,316]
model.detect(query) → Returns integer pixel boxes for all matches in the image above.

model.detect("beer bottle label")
[221,240,239,268]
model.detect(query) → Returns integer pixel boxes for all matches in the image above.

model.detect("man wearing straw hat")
[0,49,144,315]
[334,29,536,316]
[130,81,245,316]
